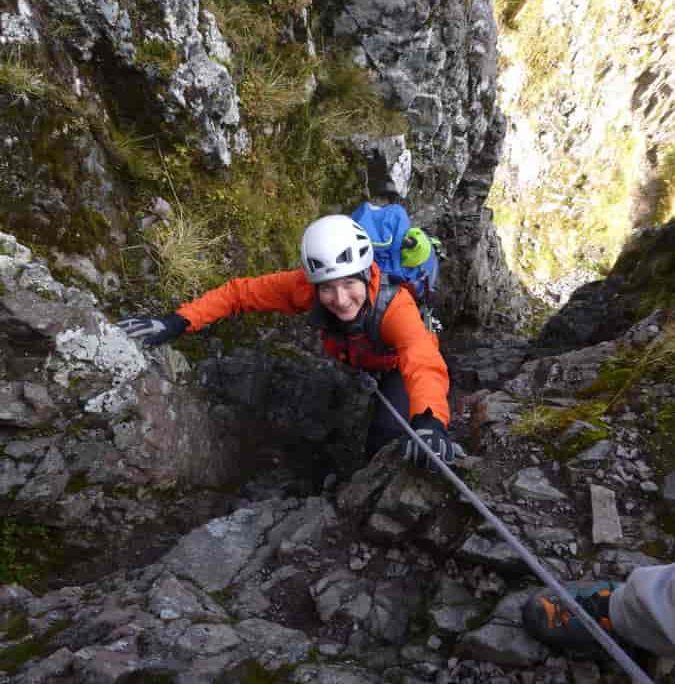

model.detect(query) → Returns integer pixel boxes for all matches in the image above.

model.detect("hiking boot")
[522,580,622,650]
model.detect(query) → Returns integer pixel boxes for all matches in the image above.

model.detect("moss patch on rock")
[0,619,71,675]
[512,401,611,461]
[0,517,67,591]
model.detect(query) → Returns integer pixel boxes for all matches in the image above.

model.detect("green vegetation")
[0,0,406,307]
[652,145,675,226]
[4,612,29,640]
[513,401,610,462]
[136,39,180,78]
[492,0,528,30]
[64,471,90,494]
[144,191,227,301]
[0,619,70,675]
[653,399,675,476]
[214,659,295,684]
[0,51,51,101]
[0,518,65,590]
[513,401,608,436]
[513,322,675,460]
[238,47,315,124]
[115,5,406,303]
[507,0,571,110]
[640,539,669,560]
[489,124,639,288]
[489,0,670,292]
[106,125,163,183]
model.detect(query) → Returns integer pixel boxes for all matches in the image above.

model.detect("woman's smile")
[318,276,367,322]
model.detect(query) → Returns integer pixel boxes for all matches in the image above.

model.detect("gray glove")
[117,313,189,346]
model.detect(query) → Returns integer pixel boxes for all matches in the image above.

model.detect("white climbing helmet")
[300,215,374,284]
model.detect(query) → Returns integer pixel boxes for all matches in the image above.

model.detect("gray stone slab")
[590,485,622,545]
[510,467,567,501]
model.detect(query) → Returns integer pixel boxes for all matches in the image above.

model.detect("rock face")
[537,220,675,349]
[0,232,238,563]
[491,0,674,295]
[333,0,499,206]
[1,229,674,681]
[331,0,525,329]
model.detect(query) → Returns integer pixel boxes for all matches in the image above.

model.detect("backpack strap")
[364,274,400,350]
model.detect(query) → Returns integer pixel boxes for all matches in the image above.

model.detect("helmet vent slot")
[336,248,353,264]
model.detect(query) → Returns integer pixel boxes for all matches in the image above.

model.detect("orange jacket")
[176,263,450,425]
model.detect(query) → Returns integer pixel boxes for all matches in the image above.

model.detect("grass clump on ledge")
[135,39,180,78]
[143,166,228,302]
[512,401,611,462]
[493,0,529,29]
[0,47,52,102]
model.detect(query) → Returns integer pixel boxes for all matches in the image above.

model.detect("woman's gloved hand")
[400,409,460,471]
[117,313,189,346]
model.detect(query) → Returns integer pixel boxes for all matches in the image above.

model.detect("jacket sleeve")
[379,289,451,426]
[176,269,314,332]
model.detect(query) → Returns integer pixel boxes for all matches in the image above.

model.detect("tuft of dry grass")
[145,208,226,302]
[0,57,50,101]
[144,158,228,302]
[239,53,314,124]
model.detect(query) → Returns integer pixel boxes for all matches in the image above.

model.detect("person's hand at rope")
[116,313,189,346]
[356,371,378,395]
[400,409,462,471]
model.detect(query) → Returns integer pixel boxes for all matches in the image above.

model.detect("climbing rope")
[371,380,654,684]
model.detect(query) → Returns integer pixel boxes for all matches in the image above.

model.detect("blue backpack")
[351,202,440,303]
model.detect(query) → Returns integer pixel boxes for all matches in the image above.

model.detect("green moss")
[513,0,571,110]
[550,424,610,462]
[106,124,163,183]
[653,400,675,475]
[659,511,675,537]
[651,145,675,225]
[493,0,529,29]
[577,366,633,399]
[639,539,669,560]
[0,619,70,675]
[513,401,610,461]
[4,612,29,640]
[656,401,675,442]
[489,1,663,288]
[115,673,176,684]
[64,471,90,494]
[0,58,50,101]
[214,660,295,684]
[209,587,233,608]
[136,39,180,78]
[0,518,67,591]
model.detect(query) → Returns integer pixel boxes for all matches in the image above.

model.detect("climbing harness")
[369,376,654,684]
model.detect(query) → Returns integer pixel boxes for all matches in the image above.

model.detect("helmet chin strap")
[357,267,371,284]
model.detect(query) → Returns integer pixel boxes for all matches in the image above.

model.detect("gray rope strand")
[373,385,654,684]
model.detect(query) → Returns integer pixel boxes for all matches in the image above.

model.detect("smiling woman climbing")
[117,214,456,468]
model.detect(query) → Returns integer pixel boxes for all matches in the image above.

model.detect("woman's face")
[317,276,368,322]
